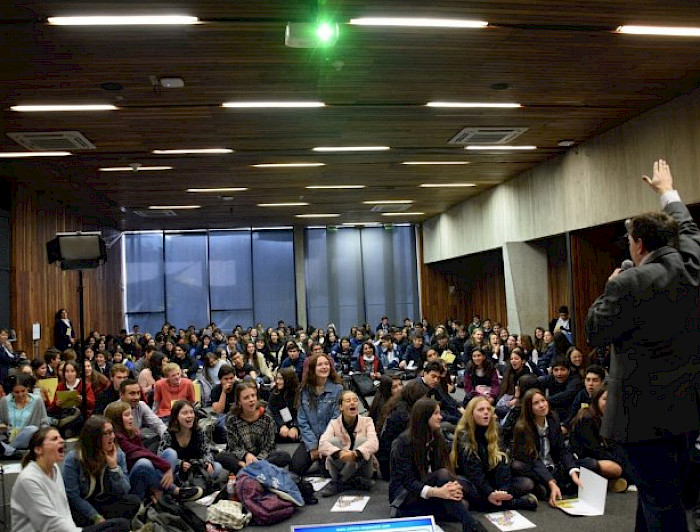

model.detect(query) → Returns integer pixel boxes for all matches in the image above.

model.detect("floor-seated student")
[0,374,49,455]
[495,348,532,419]
[566,346,590,382]
[499,374,540,451]
[153,362,195,421]
[377,380,427,480]
[511,389,582,507]
[138,352,167,405]
[84,359,110,398]
[389,397,487,532]
[210,364,237,444]
[333,337,354,375]
[290,353,344,476]
[569,386,628,492]
[536,356,582,424]
[94,364,130,415]
[11,426,131,532]
[318,390,379,496]
[377,334,402,370]
[463,348,499,405]
[353,340,384,380]
[119,378,166,448]
[561,364,605,435]
[50,360,95,437]
[368,374,401,431]
[217,381,291,473]
[268,367,301,442]
[171,344,198,380]
[415,360,462,426]
[158,400,223,486]
[451,397,537,512]
[104,401,201,502]
[243,341,273,384]
[63,416,141,527]
[279,341,306,381]
[403,332,427,371]
[230,351,256,381]
[203,352,227,388]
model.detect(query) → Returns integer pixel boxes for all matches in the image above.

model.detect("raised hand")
[642,159,674,195]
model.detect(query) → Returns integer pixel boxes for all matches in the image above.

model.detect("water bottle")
[226,473,236,497]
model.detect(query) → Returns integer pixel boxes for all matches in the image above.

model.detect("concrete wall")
[423,88,700,263]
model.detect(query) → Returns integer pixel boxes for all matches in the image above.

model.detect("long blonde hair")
[450,397,505,470]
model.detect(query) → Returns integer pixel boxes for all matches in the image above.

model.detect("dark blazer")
[54,319,74,351]
[389,431,443,505]
[586,200,700,443]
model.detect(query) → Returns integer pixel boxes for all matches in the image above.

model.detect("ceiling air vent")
[7,131,96,151]
[448,127,528,145]
[133,210,178,218]
[369,204,411,213]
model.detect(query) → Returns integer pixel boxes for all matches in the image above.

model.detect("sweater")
[153,377,195,417]
[10,462,80,532]
[0,394,49,439]
[115,431,171,472]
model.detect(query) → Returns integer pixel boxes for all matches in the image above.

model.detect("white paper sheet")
[306,476,332,491]
[330,495,370,512]
[555,467,608,516]
[485,510,536,531]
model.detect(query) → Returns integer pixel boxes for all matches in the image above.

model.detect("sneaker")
[319,482,339,498]
[610,478,628,493]
[176,486,204,501]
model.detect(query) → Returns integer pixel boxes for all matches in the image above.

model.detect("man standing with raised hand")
[586,159,700,531]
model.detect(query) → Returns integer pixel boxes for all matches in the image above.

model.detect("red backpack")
[234,474,295,525]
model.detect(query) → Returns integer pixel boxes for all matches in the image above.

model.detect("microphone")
[621,259,634,271]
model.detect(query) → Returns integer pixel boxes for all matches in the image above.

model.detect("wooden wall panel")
[542,235,571,321]
[11,183,123,357]
[420,230,507,327]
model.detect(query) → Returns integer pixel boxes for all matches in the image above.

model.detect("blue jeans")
[214,413,227,444]
[129,448,177,498]
[11,425,39,450]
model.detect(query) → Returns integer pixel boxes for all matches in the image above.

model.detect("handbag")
[351,373,376,397]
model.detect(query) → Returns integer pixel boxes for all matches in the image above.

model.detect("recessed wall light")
[426,102,521,108]
[617,25,700,37]
[312,146,390,152]
[222,101,325,108]
[153,148,233,154]
[465,145,536,150]
[381,212,425,216]
[148,205,201,210]
[363,200,413,204]
[47,15,199,25]
[251,163,325,168]
[420,183,476,188]
[187,188,248,193]
[402,161,469,165]
[10,104,117,112]
[258,202,310,207]
[349,17,487,29]
[99,166,173,171]
[295,213,340,218]
[0,151,71,157]
[306,185,365,189]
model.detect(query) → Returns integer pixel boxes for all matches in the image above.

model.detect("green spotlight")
[316,21,338,44]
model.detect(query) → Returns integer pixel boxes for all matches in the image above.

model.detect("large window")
[124,230,296,332]
[304,226,419,336]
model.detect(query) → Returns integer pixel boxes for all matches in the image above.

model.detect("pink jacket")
[318,415,379,465]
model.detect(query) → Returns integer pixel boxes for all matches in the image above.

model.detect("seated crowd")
[2,314,632,532]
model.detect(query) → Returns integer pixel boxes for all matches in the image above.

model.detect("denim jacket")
[297,381,343,451]
[63,448,130,522]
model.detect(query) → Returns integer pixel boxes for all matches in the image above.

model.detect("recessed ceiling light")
[47,15,199,25]
[222,101,325,108]
[420,183,476,188]
[10,104,117,112]
[99,166,173,171]
[187,188,248,193]
[349,17,487,28]
[251,163,325,168]
[295,213,341,218]
[258,202,310,207]
[426,102,521,108]
[381,212,425,216]
[402,161,469,165]
[306,185,365,189]
[153,148,233,154]
[0,151,72,157]
[557,140,576,147]
[363,200,413,204]
[148,205,201,210]
[616,25,700,37]
[465,145,537,150]
[312,146,390,152]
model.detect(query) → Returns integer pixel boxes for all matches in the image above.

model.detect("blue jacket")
[63,448,130,522]
[280,354,306,380]
[297,380,343,451]
[240,460,304,506]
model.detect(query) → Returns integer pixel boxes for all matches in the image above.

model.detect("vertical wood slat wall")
[11,184,123,356]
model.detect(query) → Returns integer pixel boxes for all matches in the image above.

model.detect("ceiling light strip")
[10,104,117,112]
[381,212,425,216]
[296,213,341,218]
[222,101,325,108]
[153,148,233,154]
[312,146,390,152]
[148,205,201,210]
[426,101,521,108]
[187,188,248,193]
[420,183,476,188]
[99,166,173,171]
[258,202,310,207]
[349,17,487,29]
[252,163,325,168]
[617,25,700,37]
[0,151,72,157]
[363,200,413,204]
[47,15,199,26]
[465,145,537,150]
[306,185,365,189]
[402,161,469,165]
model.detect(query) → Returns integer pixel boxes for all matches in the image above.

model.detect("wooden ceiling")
[2,1,700,229]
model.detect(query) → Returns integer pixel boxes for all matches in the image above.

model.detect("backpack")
[131,503,196,532]
[235,473,295,525]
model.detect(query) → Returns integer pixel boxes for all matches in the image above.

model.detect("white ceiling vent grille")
[448,127,528,145]
[133,210,178,218]
[369,204,411,213]
[7,131,96,151]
